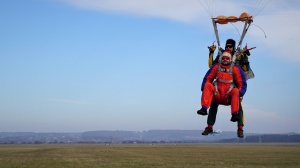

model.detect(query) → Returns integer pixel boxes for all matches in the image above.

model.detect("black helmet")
[225,39,236,49]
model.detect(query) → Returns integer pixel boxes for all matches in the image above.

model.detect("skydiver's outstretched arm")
[208,44,216,68]
[237,43,256,72]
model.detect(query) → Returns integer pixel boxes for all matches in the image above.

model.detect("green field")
[0,143,299,168]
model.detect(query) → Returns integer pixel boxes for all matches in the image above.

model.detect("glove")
[208,45,216,52]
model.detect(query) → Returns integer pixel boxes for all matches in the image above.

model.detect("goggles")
[226,45,233,49]
[221,56,230,61]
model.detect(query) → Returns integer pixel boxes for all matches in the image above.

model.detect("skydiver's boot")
[202,125,213,135]
[237,129,244,138]
[230,113,240,122]
[197,107,208,115]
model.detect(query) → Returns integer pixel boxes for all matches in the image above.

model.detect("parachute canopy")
[198,0,270,19]
[214,12,253,24]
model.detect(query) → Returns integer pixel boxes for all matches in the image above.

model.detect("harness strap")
[218,78,233,83]
[213,79,218,95]
[225,84,234,102]
[219,68,230,72]
[214,64,235,99]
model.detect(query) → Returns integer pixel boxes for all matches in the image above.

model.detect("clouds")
[60,0,271,24]
[61,0,300,63]
[63,0,205,23]
[251,9,300,63]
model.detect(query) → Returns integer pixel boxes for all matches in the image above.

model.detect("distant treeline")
[221,134,300,143]
[0,131,299,144]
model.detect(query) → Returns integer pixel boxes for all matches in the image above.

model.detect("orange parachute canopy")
[214,12,253,24]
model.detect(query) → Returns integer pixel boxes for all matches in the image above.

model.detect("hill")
[0,130,299,144]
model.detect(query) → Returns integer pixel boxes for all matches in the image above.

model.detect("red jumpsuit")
[201,64,247,114]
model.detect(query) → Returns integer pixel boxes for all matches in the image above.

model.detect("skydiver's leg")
[202,100,219,136]
[238,97,244,127]
[201,83,215,109]
[229,88,240,122]
[207,102,219,126]
[229,88,240,113]
[237,97,244,138]
[198,83,215,115]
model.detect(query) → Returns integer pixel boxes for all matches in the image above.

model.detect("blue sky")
[1,0,300,134]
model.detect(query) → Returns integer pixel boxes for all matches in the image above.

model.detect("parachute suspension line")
[197,0,216,18]
[248,0,271,18]
[248,0,261,16]
[237,19,251,49]
[210,0,217,18]
[233,18,252,64]
[253,0,271,18]
[252,24,267,38]
[230,22,241,39]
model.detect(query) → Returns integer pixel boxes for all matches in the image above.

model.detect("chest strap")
[219,67,232,74]
[218,78,233,83]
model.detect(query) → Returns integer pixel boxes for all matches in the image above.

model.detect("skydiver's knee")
[231,88,239,95]
[204,83,215,90]
[232,88,239,92]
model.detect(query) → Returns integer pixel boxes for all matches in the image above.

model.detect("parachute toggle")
[214,12,253,24]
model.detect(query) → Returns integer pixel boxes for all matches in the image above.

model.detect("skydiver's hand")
[208,45,216,52]
[243,50,250,56]
[242,43,256,56]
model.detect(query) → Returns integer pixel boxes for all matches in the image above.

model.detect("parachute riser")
[233,17,252,65]
[237,17,252,49]
[211,19,222,55]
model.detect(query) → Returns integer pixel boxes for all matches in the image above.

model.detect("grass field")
[0,143,299,168]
